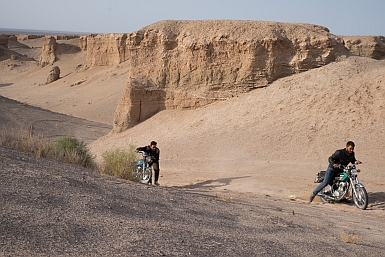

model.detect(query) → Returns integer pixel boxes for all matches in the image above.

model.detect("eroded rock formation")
[343,36,385,60]
[0,35,8,48]
[39,36,57,67]
[46,66,60,84]
[81,20,350,132]
[83,34,128,66]
[79,36,87,51]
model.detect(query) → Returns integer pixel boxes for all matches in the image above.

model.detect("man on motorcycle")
[136,141,160,186]
[309,141,362,203]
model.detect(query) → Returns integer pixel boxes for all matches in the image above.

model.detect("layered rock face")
[39,36,57,67]
[82,20,349,132]
[343,36,385,60]
[83,34,128,66]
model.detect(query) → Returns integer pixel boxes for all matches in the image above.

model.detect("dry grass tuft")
[340,232,359,244]
[0,126,96,169]
[217,194,233,201]
[100,145,139,181]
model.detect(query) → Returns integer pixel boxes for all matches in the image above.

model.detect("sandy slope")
[90,56,385,205]
[0,37,126,125]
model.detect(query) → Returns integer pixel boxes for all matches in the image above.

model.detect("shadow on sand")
[175,176,250,191]
[0,83,13,88]
[367,192,385,210]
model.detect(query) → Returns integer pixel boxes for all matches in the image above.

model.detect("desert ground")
[1,22,385,255]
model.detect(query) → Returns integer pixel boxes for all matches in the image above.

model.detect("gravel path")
[1,146,384,256]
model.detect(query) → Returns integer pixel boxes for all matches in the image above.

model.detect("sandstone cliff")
[343,36,385,60]
[81,20,350,132]
[39,36,57,67]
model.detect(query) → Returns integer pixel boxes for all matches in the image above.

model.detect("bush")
[101,145,139,181]
[0,127,96,169]
[54,135,97,169]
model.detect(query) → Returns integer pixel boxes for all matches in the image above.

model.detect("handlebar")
[338,162,362,170]
[136,150,148,156]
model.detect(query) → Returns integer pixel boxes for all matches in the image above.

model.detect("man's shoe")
[155,181,160,186]
[308,194,316,203]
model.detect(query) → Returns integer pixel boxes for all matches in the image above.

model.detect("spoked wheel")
[134,166,152,184]
[141,167,152,184]
[353,185,368,210]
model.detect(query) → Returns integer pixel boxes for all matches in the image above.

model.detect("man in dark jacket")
[136,141,160,185]
[309,141,362,203]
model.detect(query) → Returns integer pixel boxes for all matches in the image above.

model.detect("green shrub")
[54,135,96,169]
[101,145,139,181]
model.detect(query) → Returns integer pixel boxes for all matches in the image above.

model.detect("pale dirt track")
[1,146,385,256]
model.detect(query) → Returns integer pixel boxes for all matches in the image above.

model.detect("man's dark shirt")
[328,148,356,168]
[136,146,160,162]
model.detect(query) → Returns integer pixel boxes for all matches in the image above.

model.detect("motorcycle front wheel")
[133,166,151,183]
[353,185,368,210]
[141,167,152,184]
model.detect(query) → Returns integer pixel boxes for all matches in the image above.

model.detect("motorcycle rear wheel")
[319,186,332,203]
[353,185,368,210]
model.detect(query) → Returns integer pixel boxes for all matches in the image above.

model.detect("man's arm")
[328,150,341,168]
[136,146,148,152]
[351,152,362,164]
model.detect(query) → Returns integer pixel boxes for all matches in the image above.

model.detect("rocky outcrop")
[79,20,349,132]
[0,35,8,48]
[46,66,60,84]
[54,35,80,40]
[91,20,348,132]
[19,34,45,41]
[79,36,87,51]
[39,36,57,67]
[83,34,128,66]
[343,36,385,60]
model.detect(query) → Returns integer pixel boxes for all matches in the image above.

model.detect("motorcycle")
[134,151,152,184]
[314,162,368,210]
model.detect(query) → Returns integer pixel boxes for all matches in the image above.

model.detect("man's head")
[150,141,157,150]
[346,141,355,154]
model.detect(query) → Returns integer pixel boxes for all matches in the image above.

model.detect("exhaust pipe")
[317,193,334,200]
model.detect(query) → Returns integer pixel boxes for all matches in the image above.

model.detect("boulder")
[343,36,385,60]
[39,36,57,67]
[46,66,60,84]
